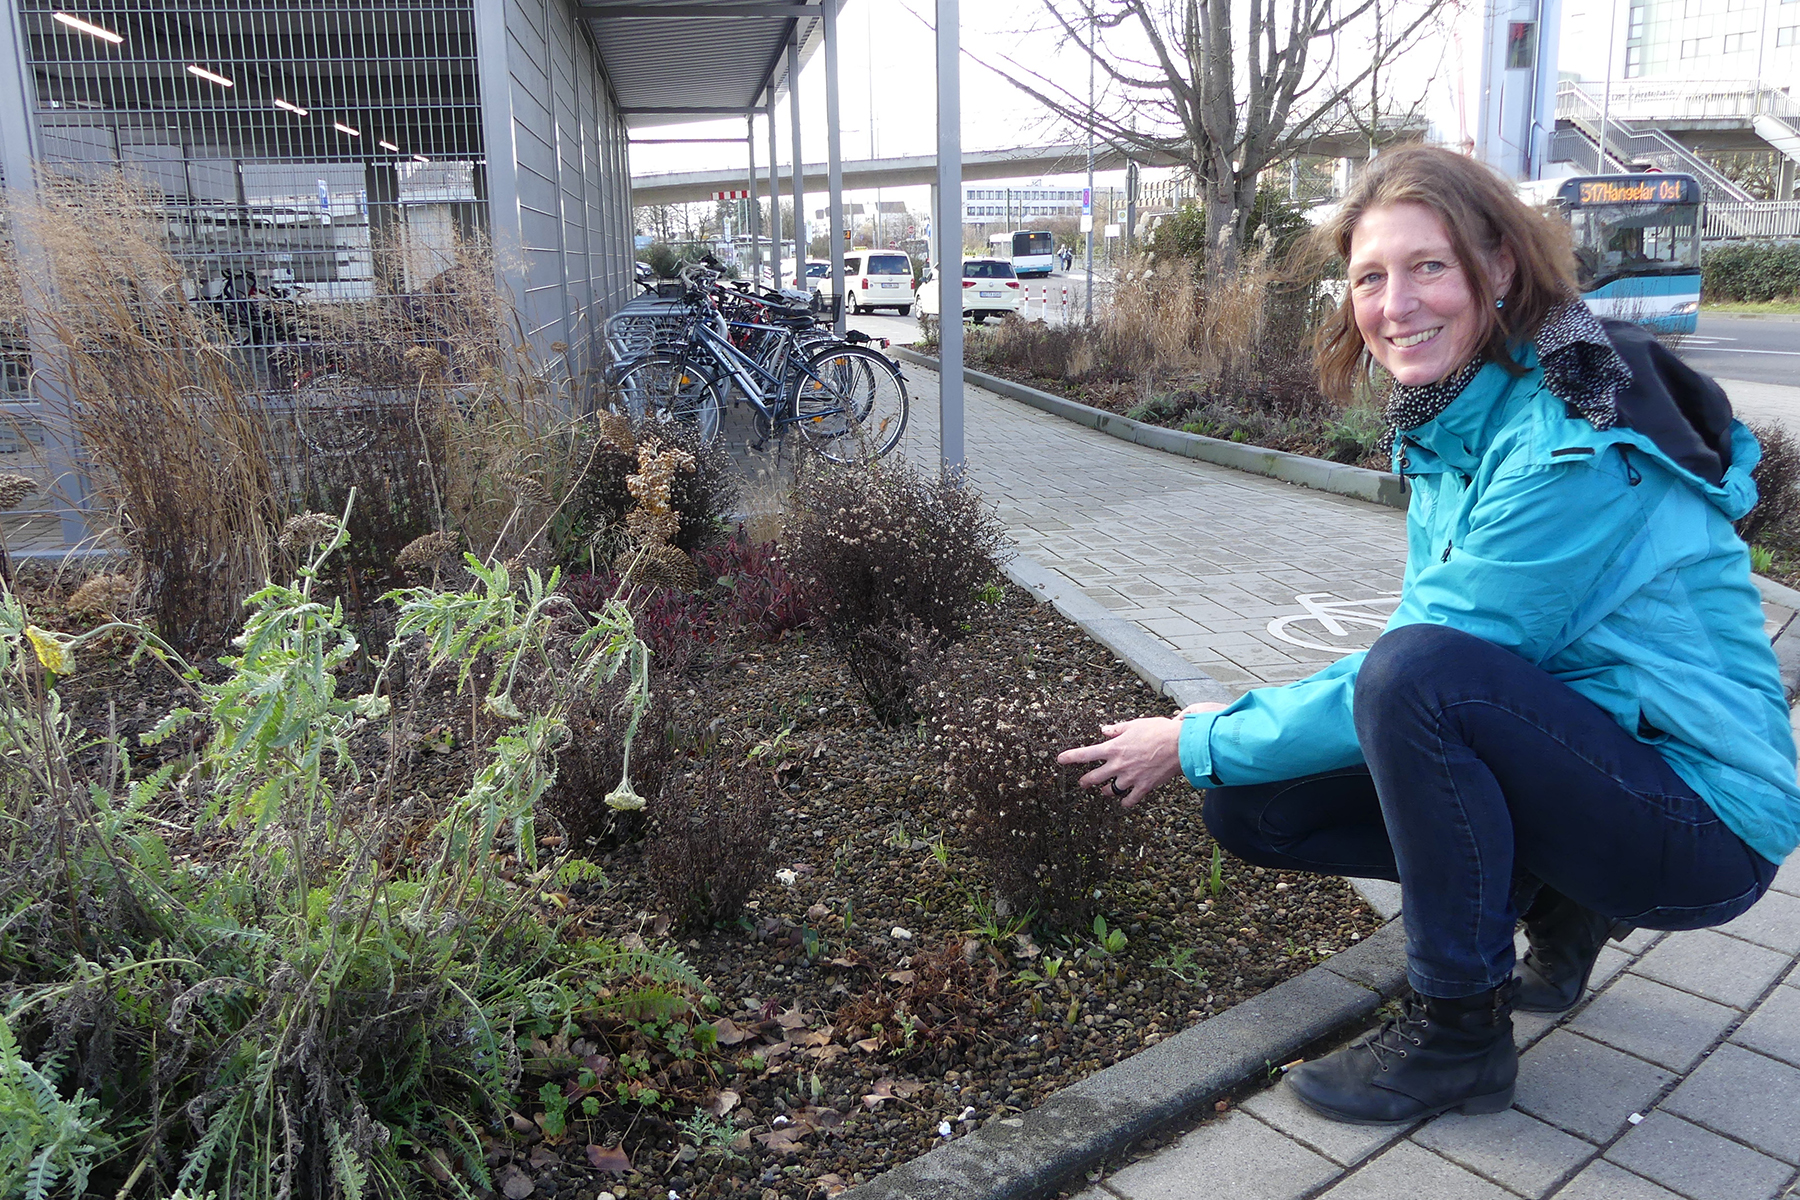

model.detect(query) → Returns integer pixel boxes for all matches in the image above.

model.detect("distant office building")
[1561,0,1798,84]
[961,184,1084,224]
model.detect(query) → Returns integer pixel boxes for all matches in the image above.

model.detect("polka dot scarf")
[1384,300,1633,434]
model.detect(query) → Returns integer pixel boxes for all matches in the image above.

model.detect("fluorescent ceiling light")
[413,155,430,164]
[377,139,398,151]
[273,98,308,116]
[186,64,233,87]
[333,121,360,136]
[53,12,124,44]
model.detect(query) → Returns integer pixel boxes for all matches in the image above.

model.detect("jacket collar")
[1397,349,1538,474]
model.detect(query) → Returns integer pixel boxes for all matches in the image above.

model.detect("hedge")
[1702,241,1800,303]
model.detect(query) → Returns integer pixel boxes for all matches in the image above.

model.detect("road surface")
[1677,315,1800,388]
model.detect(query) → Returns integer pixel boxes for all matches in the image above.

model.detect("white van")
[841,249,915,315]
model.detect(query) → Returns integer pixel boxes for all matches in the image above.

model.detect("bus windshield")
[1012,231,1053,257]
[1569,202,1700,292]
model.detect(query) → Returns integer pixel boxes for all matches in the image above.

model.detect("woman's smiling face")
[1348,201,1514,388]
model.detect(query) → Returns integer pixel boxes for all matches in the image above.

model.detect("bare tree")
[991,0,1450,274]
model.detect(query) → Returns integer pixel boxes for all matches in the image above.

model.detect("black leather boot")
[1288,981,1518,1126]
[1515,887,1630,1014]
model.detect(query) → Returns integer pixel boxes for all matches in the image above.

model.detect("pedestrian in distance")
[1058,145,1797,1127]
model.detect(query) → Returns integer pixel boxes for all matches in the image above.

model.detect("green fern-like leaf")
[325,1120,368,1200]
[23,1147,61,1200]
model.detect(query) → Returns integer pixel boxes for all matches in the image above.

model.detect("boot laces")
[1359,995,1429,1072]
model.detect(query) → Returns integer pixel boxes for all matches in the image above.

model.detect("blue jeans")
[1202,624,1778,998]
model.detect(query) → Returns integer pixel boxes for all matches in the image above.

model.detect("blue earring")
[1495,297,1506,310]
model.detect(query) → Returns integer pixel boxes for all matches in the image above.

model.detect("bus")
[1009,230,1056,277]
[1524,173,1702,334]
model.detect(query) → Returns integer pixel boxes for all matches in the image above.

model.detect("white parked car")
[841,249,915,315]
[913,257,1023,323]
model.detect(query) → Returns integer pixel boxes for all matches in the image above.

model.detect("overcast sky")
[627,0,1466,213]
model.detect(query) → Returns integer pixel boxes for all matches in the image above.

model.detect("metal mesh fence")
[3,1,492,552]
[18,0,485,375]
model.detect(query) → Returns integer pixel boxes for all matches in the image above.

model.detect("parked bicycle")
[611,262,908,463]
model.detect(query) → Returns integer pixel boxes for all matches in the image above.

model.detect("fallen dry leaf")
[496,1165,534,1200]
[776,1005,810,1029]
[706,1089,741,1117]
[711,1017,750,1046]
[884,970,917,984]
[853,1037,882,1053]
[798,1106,846,1130]
[814,1172,850,1196]
[753,1126,812,1155]
[585,1144,631,1175]
[798,1026,835,1047]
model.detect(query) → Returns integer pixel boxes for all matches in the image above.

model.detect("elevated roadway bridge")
[629,126,1426,207]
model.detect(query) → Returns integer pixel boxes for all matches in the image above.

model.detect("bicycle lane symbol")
[1266,592,1402,654]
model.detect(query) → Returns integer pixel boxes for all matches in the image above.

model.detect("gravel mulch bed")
[23,565,1381,1200]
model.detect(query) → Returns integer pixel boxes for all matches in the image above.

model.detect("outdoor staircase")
[1552,81,1800,240]
[1556,83,1754,203]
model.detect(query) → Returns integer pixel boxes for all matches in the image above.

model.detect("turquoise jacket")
[1178,348,1800,866]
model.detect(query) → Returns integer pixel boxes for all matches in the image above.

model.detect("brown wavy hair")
[1305,146,1578,402]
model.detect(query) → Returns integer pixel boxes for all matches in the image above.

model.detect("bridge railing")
[1703,201,1800,241]
[1557,80,1800,125]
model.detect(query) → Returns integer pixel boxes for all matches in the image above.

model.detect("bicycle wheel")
[788,344,908,463]
[613,353,724,446]
[292,371,377,457]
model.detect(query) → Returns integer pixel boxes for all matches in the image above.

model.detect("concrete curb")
[838,921,1410,1200]
[891,347,1409,512]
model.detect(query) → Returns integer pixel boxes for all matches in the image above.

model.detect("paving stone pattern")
[881,371,1800,1200]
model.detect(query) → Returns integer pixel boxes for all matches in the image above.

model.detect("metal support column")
[766,90,780,280]
[1125,160,1138,256]
[935,0,963,476]
[823,0,846,334]
[787,35,806,288]
[1083,19,1094,323]
[747,114,762,288]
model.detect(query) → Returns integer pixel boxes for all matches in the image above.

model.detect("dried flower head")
[396,530,460,576]
[402,344,448,379]
[616,539,697,592]
[594,410,636,451]
[500,470,553,506]
[277,511,339,553]
[624,506,679,547]
[67,573,135,617]
[0,474,34,511]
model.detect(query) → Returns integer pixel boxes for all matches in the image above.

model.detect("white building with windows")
[961,184,1084,225]
[1561,0,1798,85]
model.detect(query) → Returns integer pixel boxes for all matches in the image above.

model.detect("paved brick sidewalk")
[891,368,1411,690]
[1071,860,1800,1200]
[881,367,1800,1200]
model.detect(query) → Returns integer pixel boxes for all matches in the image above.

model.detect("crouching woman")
[1059,145,1798,1126]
